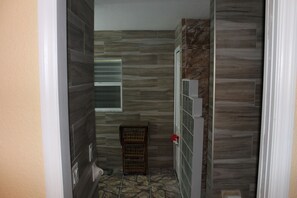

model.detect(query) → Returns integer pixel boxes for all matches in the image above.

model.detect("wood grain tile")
[157,31,175,39]
[214,136,253,159]
[217,29,257,48]
[68,23,84,52]
[122,55,158,65]
[121,31,157,39]
[213,158,258,185]
[68,84,94,126]
[85,24,94,55]
[68,59,93,86]
[207,0,264,196]
[94,31,174,170]
[216,80,256,104]
[94,31,122,41]
[71,0,93,26]
[67,1,97,197]
[215,105,261,131]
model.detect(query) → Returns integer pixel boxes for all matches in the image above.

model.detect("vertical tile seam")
[211,0,217,193]
[72,125,76,161]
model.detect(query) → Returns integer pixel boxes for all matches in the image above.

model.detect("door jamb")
[173,46,182,177]
[257,0,297,197]
[38,0,73,197]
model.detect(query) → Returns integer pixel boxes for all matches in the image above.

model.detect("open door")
[174,46,181,179]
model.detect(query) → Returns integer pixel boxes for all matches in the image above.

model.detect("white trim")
[95,108,123,112]
[173,46,181,179]
[94,58,122,62]
[38,0,73,197]
[257,0,297,197]
[94,82,122,86]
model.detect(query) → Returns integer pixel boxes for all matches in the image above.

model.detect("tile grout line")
[175,171,181,198]
[118,174,124,198]
[148,172,152,198]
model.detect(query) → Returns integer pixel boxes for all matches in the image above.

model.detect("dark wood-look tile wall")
[207,0,265,197]
[94,31,175,170]
[207,1,216,196]
[67,0,98,197]
[175,19,210,197]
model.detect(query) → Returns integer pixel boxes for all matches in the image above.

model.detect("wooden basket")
[119,122,148,175]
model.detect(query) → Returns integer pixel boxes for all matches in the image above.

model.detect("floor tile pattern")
[98,169,181,198]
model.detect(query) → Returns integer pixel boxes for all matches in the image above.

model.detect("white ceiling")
[94,0,210,30]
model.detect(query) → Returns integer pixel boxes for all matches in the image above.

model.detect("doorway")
[38,0,296,198]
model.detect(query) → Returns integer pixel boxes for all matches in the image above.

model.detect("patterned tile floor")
[98,169,181,198]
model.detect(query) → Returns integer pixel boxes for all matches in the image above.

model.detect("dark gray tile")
[85,24,94,55]
[71,0,93,26]
[67,1,96,197]
[68,84,94,126]
[68,23,84,52]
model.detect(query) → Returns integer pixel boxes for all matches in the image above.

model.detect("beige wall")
[0,1,45,197]
[290,84,297,198]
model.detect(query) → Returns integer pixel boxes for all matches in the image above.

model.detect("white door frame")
[174,46,182,178]
[38,0,73,197]
[257,0,297,197]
